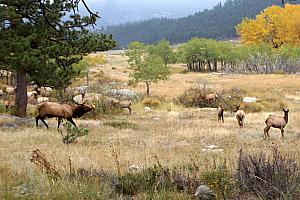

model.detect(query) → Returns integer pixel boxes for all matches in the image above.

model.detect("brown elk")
[235,105,245,128]
[36,102,94,129]
[110,99,132,115]
[217,105,225,123]
[205,92,219,102]
[264,109,289,139]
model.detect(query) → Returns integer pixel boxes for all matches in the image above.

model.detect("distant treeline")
[101,0,300,48]
[178,38,300,74]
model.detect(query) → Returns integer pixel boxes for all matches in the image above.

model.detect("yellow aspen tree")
[237,4,300,47]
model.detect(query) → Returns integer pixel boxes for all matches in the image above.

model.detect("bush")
[116,166,167,195]
[60,122,89,144]
[235,148,300,200]
[179,85,245,109]
[179,85,218,108]
[142,96,161,107]
[242,102,262,113]
[84,97,122,118]
[116,166,199,196]
[202,161,235,200]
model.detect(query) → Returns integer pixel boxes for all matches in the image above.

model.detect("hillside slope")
[103,0,300,48]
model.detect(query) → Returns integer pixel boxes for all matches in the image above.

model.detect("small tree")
[148,40,177,66]
[125,41,170,96]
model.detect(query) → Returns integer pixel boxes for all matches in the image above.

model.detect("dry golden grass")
[1,50,300,199]
[0,108,299,176]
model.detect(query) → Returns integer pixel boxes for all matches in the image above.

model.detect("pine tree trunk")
[15,71,27,117]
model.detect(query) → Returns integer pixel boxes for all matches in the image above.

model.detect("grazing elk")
[205,92,219,103]
[264,109,289,139]
[217,105,225,123]
[4,99,14,111]
[110,99,132,115]
[5,87,16,95]
[235,105,245,128]
[36,102,94,129]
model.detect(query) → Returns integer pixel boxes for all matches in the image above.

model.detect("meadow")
[1,51,300,199]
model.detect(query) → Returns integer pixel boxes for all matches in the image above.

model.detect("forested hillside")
[103,0,300,48]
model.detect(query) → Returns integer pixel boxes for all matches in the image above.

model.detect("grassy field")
[1,51,300,199]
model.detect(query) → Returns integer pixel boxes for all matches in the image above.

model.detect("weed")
[235,148,300,200]
[201,160,235,200]
[30,149,61,180]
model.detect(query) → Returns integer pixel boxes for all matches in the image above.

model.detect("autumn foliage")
[237,4,300,48]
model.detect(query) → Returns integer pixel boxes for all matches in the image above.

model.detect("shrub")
[242,102,262,113]
[116,165,200,196]
[84,97,122,118]
[60,122,89,144]
[142,96,161,107]
[179,85,217,108]
[85,54,106,66]
[202,161,235,200]
[235,148,300,200]
[116,166,172,195]
[179,85,246,109]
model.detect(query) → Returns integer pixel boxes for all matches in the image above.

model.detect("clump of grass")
[0,103,6,113]
[91,70,111,86]
[142,96,162,107]
[201,160,235,200]
[103,120,138,130]
[30,149,61,180]
[85,54,106,66]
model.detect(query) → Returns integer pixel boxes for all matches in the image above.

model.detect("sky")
[81,0,227,26]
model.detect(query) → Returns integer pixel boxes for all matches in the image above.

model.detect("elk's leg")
[264,126,270,139]
[281,127,284,138]
[67,118,77,128]
[40,117,49,129]
[222,115,224,123]
[128,107,132,115]
[57,117,63,129]
[36,115,40,127]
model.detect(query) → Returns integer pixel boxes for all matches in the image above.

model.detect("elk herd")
[214,93,289,139]
[0,86,290,139]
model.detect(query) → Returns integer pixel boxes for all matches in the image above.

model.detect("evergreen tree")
[0,0,115,117]
[103,0,300,48]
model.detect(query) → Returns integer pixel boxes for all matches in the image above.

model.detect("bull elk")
[36,101,94,129]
